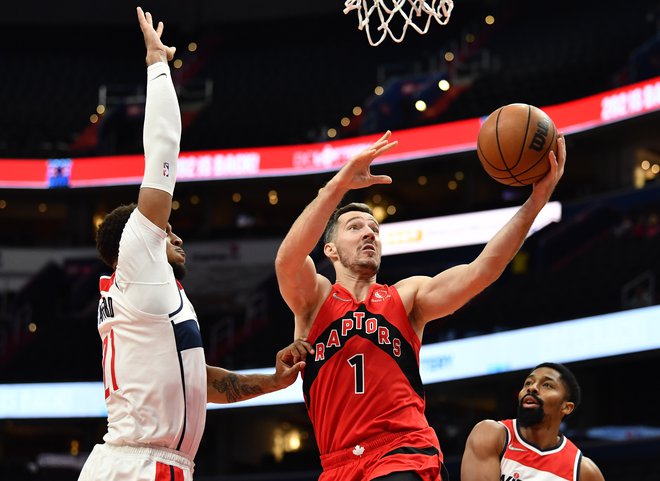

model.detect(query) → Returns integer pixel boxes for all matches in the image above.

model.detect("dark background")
[1,0,659,479]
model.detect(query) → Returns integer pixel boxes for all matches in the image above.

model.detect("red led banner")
[2,76,659,189]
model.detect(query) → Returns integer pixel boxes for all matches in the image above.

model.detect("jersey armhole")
[497,420,511,460]
[305,283,340,342]
[389,285,421,350]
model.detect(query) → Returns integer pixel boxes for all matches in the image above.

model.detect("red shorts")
[318,428,445,481]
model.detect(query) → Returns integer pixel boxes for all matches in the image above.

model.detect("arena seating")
[2,1,660,479]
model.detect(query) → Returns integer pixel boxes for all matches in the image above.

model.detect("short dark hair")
[532,362,581,412]
[96,203,137,268]
[323,202,374,245]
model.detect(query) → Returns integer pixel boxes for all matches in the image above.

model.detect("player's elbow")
[274,249,303,277]
[154,131,180,153]
[471,257,507,288]
[274,252,291,276]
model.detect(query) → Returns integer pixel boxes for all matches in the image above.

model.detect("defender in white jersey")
[78,8,310,481]
[461,363,605,481]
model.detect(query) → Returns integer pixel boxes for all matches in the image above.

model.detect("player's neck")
[335,271,377,303]
[519,422,562,450]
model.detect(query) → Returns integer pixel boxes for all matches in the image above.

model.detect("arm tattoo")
[211,374,265,403]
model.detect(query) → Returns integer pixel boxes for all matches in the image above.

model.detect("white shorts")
[78,443,195,481]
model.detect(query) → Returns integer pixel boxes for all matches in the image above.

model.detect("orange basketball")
[477,103,558,186]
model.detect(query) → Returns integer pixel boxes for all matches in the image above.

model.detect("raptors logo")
[314,311,402,361]
[372,287,390,302]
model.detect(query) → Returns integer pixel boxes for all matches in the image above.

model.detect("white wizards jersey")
[97,209,207,460]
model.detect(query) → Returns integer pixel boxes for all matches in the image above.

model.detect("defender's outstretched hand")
[137,6,176,65]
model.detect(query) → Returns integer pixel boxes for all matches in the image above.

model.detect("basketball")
[477,103,558,186]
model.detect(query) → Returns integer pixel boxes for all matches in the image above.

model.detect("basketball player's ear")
[561,401,575,417]
[324,242,337,260]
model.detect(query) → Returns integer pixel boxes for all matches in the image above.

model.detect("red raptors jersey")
[303,283,438,456]
[499,419,582,481]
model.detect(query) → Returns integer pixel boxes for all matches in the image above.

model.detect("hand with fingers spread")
[273,129,399,305]
[332,130,398,192]
[136,6,176,66]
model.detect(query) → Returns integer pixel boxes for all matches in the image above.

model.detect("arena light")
[1,76,659,189]
[1,304,659,419]
[380,201,561,256]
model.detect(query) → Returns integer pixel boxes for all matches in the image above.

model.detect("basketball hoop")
[344,0,454,47]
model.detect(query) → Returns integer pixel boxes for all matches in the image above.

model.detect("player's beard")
[338,248,380,277]
[517,395,545,427]
[170,261,187,281]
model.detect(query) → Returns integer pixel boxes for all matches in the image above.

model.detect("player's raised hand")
[532,134,566,201]
[137,6,176,66]
[333,130,398,191]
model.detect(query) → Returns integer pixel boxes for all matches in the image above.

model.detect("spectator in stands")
[461,362,605,481]
[645,211,660,238]
[274,130,565,481]
[78,8,309,481]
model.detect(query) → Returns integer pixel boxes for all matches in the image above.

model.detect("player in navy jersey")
[275,131,565,481]
[461,362,605,481]
[78,8,309,481]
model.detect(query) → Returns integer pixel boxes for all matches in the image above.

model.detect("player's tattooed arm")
[210,373,265,403]
[206,339,310,404]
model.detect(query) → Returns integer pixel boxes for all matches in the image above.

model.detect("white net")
[343,0,454,46]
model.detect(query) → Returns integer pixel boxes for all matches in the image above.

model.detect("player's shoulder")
[395,275,432,286]
[468,419,506,441]
[292,274,333,334]
[579,455,605,481]
[465,419,508,455]
[317,273,333,291]
[475,419,507,433]
[393,275,432,294]
[313,274,334,306]
[131,207,166,233]
[393,275,432,307]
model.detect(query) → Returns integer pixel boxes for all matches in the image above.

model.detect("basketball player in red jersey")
[78,8,309,481]
[461,362,605,481]
[275,130,566,481]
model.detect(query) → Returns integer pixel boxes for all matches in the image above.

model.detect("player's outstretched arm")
[206,339,312,404]
[136,6,181,230]
[460,420,506,481]
[402,136,566,327]
[275,132,397,321]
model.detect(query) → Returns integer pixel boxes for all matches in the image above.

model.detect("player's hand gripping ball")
[477,103,558,186]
